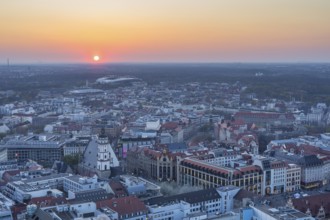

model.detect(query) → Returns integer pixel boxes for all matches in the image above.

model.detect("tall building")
[286,163,301,192]
[147,186,240,219]
[177,157,263,195]
[126,146,181,182]
[1,134,64,167]
[97,129,119,178]
[297,155,323,189]
[253,157,287,195]
[79,129,119,179]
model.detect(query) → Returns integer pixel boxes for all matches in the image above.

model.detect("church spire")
[99,127,107,138]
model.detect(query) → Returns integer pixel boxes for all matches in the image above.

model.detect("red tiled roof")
[270,160,286,169]
[109,181,128,197]
[2,170,20,182]
[97,196,148,216]
[242,154,252,160]
[234,111,295,120]
[11,204,26,220]
[271,143,330,158]
[161,122,179,130]
[143,148,162,159]
[29,196,67,207]
[188,149,209,156]
[236,132,257,141]
[182,158,230,174]
[236,165,261,173]
[292,193,330,217]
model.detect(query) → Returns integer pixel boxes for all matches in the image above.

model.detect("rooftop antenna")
[6,58,11,74]
[7,58,10,70]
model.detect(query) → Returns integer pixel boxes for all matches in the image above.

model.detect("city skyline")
[1,0,330,64]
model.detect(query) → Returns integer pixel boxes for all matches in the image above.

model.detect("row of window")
[152,211,174,219]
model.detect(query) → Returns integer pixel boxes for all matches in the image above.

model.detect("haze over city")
[1,0,330,63]
[1,1,330,220]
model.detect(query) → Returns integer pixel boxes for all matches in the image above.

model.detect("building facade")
[205,149,241,167]
[253,158,287,195]
[2,135,64,167]
[3,173,69,203]
[286,163,301,192]
[63,175,100,193]
[297,155,323,189]
[147,186,240,220]
[177,158,263,195]
[127,147,180,182]
[63,136,90,156]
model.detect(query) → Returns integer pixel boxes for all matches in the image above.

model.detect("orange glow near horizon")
[0,0,330,63]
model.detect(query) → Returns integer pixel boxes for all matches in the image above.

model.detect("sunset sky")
[1,0,330,63]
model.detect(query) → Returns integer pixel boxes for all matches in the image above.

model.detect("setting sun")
[93,55,100,62]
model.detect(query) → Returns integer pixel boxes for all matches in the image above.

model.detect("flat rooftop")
[10,173,71,192]
[120,175,160,191]
[252,205,311,219]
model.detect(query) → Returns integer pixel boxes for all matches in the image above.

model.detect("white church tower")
[96,128,119,178]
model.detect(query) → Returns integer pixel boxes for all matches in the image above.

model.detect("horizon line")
[1,61,330,66]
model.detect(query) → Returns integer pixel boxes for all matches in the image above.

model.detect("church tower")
[96,128,119,178]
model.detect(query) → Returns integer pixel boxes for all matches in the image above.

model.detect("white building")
[3,173,69,203]
[56,201,97,219]
[119,175,161,197]
[0,148,7,162]
[0,192,14,220]
[0,124,10,134]
[148,201,190,220]
[322,158,330,184]
[63,175,102,193]
[79,132,119,179]
[245,205,315,220]
[286,164,301,192]
[297,155,324,189]
[63,136,90,156]
[97,132,119,174]
[145,119,161,131]
[0,160,18,176]
[205,149,241,167]
[306,112,323,124]
[254,158,287,195]
[147,186,240,220]
[159,132,173,144]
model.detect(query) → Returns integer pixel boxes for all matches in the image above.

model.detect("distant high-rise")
[7,58,10,73]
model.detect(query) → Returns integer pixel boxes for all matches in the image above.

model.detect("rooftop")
[97,196,148,216]
[252,205,313,220]
[3,135,65,149]
[292,192,330,217]
[147,188,221,206]
[10,173,70,192]
[120,175,160,191]
[64,175,97,185]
